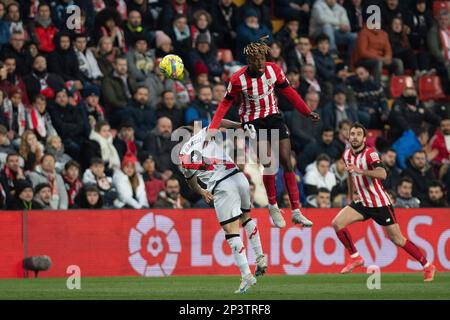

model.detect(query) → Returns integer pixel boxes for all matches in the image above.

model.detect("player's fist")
[243,123,257,139]
[201,189,214,204]
[346,163,363,174]
[308,112,320,122]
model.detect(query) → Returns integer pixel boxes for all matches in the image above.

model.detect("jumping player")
[179,124,267,293]
[207,36,320,228]
[332,123,436,281]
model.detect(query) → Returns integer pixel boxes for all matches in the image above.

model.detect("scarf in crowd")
[296,49,315,67]
[28,107,57,139]
[2,165,15,189]
[89,130,121,169]
[35,14,52,28]
[101,26,126,51]
[65,177,83,207]
[173,0,187,15]
[74,48,103,79]
[93,0,127,20]
[3,98,26,136]
[173,24,190,41]
[440,29,450,61]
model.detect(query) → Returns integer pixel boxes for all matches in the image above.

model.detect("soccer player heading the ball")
[207,36,321,228]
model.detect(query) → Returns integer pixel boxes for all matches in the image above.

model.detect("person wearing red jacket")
[430,118,450,166]
[28,2,58,54]
[207,36,320,228]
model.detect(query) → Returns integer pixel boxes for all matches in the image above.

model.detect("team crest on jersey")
[369,152,380,162]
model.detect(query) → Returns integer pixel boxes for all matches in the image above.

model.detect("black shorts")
[243,113,290,142]
[349,201,397,226]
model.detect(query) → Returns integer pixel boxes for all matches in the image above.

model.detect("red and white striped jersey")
[225,62,286,123]
[343,146,392,208]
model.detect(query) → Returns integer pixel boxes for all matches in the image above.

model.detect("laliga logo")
[355,222,397,267]
[128,213,181,276]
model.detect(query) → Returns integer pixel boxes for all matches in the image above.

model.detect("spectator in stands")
[332,119,351,155]
[28,2,57,54]
[4,3,26,37]
[184,85,216,126]
[387,86,440,142]
[286,35,314,72]
[143,117,177,174]
[125,35,154,85]
[101,56,138,128]
[19,130,43,172]
[312,34,335,84]
[94,36,121,76]
[127,0,158,30]
[388,17,421,74]
[382,147,401,191]
[33,182,58,210]
[306,187,332,208]
[154,30,174,59]
[330,156,348,206]
[298,127,340,172]
[353,23,404,85]
[310,0,356,61]
[395,176,421,208]
[93,8,126,52]
[0,2,9,49]
[430,118,450,167]
[275,1,310,35]
[301,64,323,96]
[1,56,30,105]
[73,34,103,84]
[23,55,65,101]
[0,152,26,200]
[286,90,322,153]
[154,177,191,209]
[211,0,240,50]
[303,153,337,196]
[346,64,388,129]
[28,153,68,210]
[421,180,448,207]
[159,0,193,31]
[322,85,358,131]
[0,31,32,77]
[381,0,405,29]
[270,41,287,73]
[144,57,178,108]
[428,11,450,95]
[156,90,184,129]
[0,125,14,165]
[405,0,433,72]
[75,185,104,209]
[123,10,149,47]
[344,0,363,33]
[114,119,137,160]
[239,0,272,31]
[121,86,156,144]
[190,10,216,49]
[27,95,58,143]
[2,87,27,140]
[45,135,71,174]
[47,32,84,87]
[83,120,121,173]
[139,152,165,207]
[63,160,83,208]
[49,88,86,159]
[82,157,117,208]
[402,150,436,201]
[113,152,148,209]
[167,14,192,64]
[6,178,43,210]
[80,86,105,131]
[189,33,224,83]
[275,18,300,56]
[236,9,272,63]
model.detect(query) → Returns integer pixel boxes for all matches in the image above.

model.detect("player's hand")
[201,189,214,204]
[243,123,257,139]
[308,112,320,122]
[346,163,363,174]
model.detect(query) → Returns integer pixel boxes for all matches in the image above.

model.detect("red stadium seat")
[390,75,414,98]
[217,49,234,64]
[418,75,446,101]
[433,1,450,18]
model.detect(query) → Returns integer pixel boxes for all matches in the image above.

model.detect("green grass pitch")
[0,273,449,300]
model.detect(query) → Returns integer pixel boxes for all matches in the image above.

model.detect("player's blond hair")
[243,35,271,58]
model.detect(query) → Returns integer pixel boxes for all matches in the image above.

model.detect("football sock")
[402,239,427,266]
[336,228,358,255]
[262,174,277,205]
[283,172,300,210]
[242,218,263,257]
[226,234,251,277]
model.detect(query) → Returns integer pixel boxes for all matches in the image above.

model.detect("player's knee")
[332,218,342,231]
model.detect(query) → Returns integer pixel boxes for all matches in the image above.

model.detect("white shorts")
[213,172,251,226]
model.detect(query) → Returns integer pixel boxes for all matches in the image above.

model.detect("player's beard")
[350,140,364,150]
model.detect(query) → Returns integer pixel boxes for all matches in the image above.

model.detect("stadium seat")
[390,75,414,98]
[272,19,285,33]
[418,75,446,101]
[217,49,234,63]
[366,130,383,148]
[232,0,245,7]
[433,1,450,18]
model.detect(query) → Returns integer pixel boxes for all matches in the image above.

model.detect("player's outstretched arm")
[346,164,387,180]
[186,175,213,204]
[277,85,320,121]
[219,119,241,129]
[208,97,235,131]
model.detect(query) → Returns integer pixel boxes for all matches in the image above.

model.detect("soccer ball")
[159,54,184,80]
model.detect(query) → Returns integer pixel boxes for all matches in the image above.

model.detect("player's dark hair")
[317,187,330,194]
[243,35,271,58]
[350,122,367,137]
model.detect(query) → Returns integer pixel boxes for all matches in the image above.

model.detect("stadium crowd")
[0,0,449,211]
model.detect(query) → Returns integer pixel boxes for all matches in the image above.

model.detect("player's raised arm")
[208,82,238,131]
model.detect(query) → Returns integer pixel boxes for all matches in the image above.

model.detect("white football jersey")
[179,128,238,192]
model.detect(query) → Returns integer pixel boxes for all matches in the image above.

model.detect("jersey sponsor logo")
[243,86,274,101]
[369,152,380,162]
